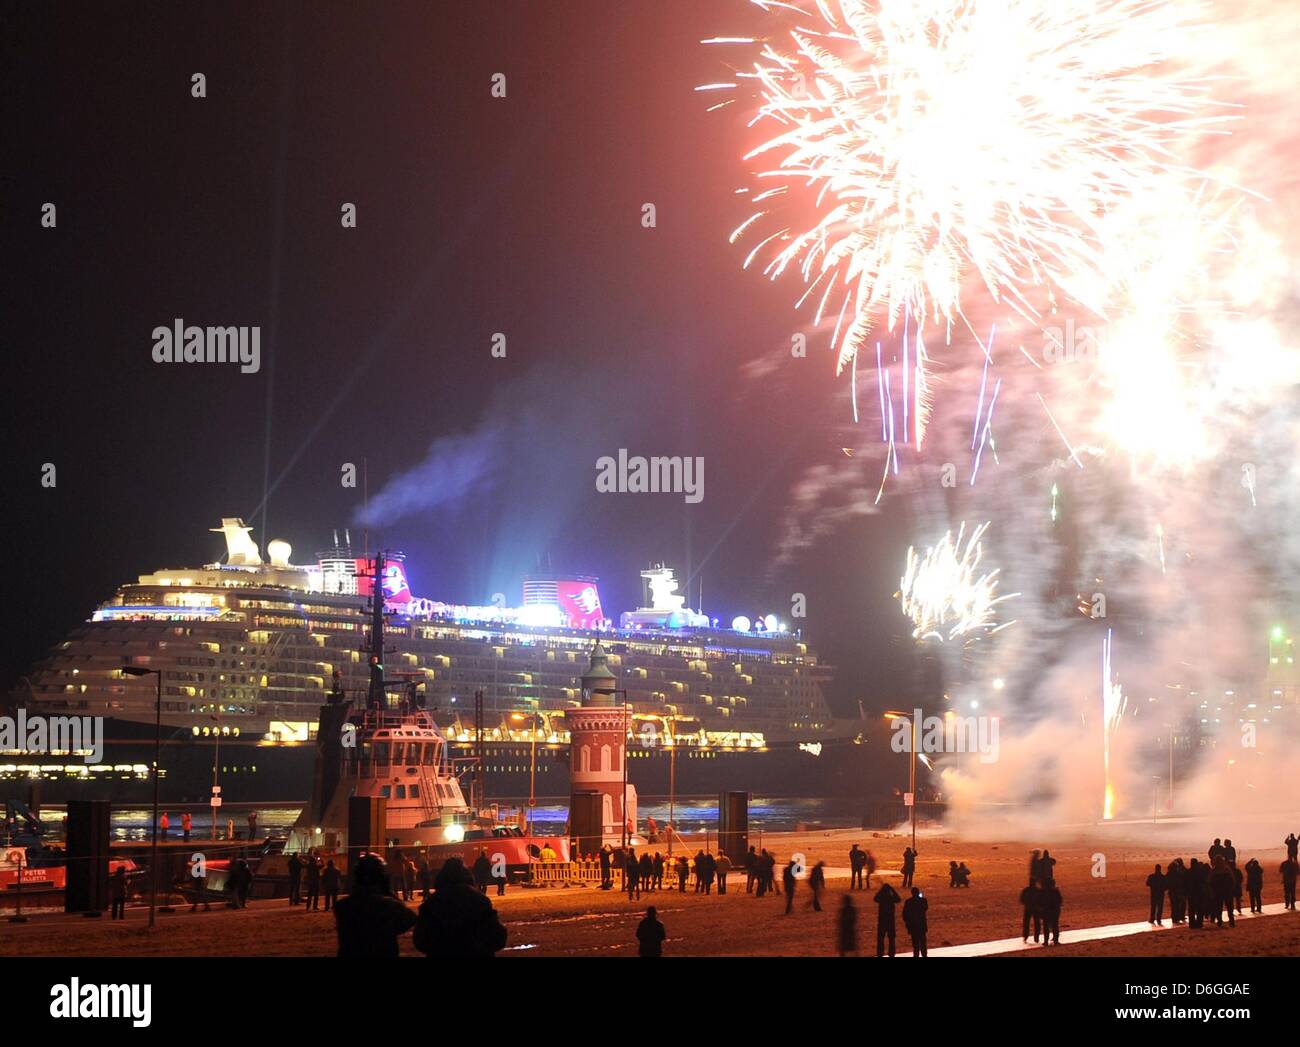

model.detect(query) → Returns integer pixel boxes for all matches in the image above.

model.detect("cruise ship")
[3,519,871,805]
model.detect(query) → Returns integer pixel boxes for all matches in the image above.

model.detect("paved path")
[927,902,1293,956]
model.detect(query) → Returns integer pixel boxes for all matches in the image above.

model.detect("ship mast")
[367,550,387,709]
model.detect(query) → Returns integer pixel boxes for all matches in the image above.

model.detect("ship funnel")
[211,518,263,566]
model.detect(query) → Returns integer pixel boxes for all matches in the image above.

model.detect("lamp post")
[666,715,677,856]
[884,711,918,854]
[510,701,541,836]
[121,665,163,929]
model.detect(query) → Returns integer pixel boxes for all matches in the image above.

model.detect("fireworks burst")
[1101,628,1127,820]
[715,0,1226,371]
[899,521,1018,643]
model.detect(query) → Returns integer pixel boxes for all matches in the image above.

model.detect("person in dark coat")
[653,852,666,891]
[902,887,928,957]
[417,857,431,899]
[109,866,128,920]
[1166,858,1187,923]
[808,861,826,912]
[413,858,508,957]
[639,852,654,893]
[874,882,902,957]
[715,851,730,894]
[1039,878,1063,945]
[636,906,666,956]
[1245,858,1264,913]
[676,854,689,892]
[599,845,613,889]
[1210,857,1235,927]
[745,846,758,893]
[1224,839,1237,866]
[837,895,858,956]
[304,855,321,911]
[901,847,917,888]
[1232,861,1244,916]
[1287,833,1300,862]
[1281,857,1298,910]
[1146,864,1166,925]
[334,854,417,958]
[229,858,252,908]
[625,849,641,900]
[1187,859,1205,928]
[782,859,798,914]
[287,852,303,906]
[849,844,866,890]
[1208,838,1225,864]
[322,859,341,911]
[472,852,492,894]
[1020,877,1042,942]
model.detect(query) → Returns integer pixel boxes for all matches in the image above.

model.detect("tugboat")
[269,552,569,883]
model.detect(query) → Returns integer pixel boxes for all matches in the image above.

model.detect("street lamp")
[884,711,918,854]
[510,701,541,836]
[121,665,163,929]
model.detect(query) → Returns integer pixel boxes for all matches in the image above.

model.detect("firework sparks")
[1101,628,1127,820]
[717,0,1226,370]
[899,521,1018,643]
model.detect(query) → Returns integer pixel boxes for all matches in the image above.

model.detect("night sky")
[4,1,918,717]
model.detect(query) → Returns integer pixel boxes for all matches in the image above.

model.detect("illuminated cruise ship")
[4,520,868,804]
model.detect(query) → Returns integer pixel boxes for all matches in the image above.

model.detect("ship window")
[380,785,391,798]
[374,743,390,764]
[395,785,406,799]
[409,784,419,798]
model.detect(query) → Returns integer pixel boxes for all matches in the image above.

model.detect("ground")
[4,829,1294,957]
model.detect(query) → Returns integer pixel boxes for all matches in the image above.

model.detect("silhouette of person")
[1280,857,1298,910]
[625,849,641,900]
[1166,858,1187,924]
[109,866,127,920]
[837,895,858,957]
[1210,857,1235,927]
[636,906,666,957]
[901,846,917,888]
[1039,878,1062,945]
[1146,864,1166,925]
[472,852,492,895]
[1245,857,1264,913]
[303,854,321,911]
[287,852,302,906]
[322,859,341,911]
[1020,877,1042,943]
[334,854,417,958]
[413,858,508,957]
[902,887,928,957]
[809,861,826,912]
[1286,833,1299,862]
[874,882,902,957]
[849,844,865,890]
[783,859,798,914]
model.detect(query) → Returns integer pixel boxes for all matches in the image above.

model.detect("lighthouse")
[566,643,637,848]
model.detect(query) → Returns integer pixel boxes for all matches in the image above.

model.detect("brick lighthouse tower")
[566,643,637,848]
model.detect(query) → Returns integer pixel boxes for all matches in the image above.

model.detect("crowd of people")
[1143,835,1300,929]
[1019,849,1064,945]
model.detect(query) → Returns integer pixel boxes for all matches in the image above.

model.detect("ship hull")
[1,716,877,806]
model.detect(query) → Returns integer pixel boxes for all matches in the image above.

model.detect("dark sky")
[4,1,917,715]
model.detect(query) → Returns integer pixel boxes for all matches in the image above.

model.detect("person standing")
[902,887,928,957]
[599,845,613,890]
[1232,860,1245,916]
[1280,856,1298,910]
[1210,857,1235,927]
[864,849,878,890]
[334,854,417,958]
[837,895,858,956]
[901,847,917,889]
[653,852,665,891]
[473,852,492,895]
[304,854,322,911]
[676,854,689,893]
[413,858,508,958]
[809,861,826,912]
[1019,877,1042,943]
[322,859,341,911]
[849,844,865,890]
[1286,833,1299,862]
[873,881,901,957]
[1245,858,1263,913]
[109,866,128,920]
[1146,864,1167,925]
[181,811,192,843]
[625,849,641,900]
[1039,878,1063,945]
[782,859,798,915]
[636,905,666,957]
[287,852,303,906]
[230,857,251,908]
[159,812,170,840]
[417,856,431,899]
[247,809,258,841]
[745,846,758,893]
[639,852,654,894]
[1166,858,1187,923]
[715,851,730,895]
